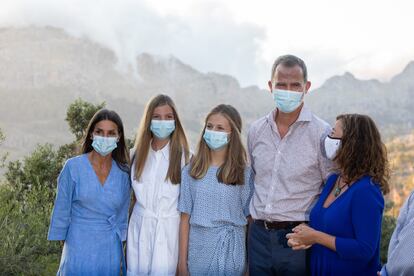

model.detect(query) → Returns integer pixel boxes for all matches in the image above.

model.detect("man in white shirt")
[248,54,333,275]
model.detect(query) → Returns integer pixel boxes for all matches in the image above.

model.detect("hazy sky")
[1,0,413,88]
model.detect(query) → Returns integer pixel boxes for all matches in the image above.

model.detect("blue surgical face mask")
[203,129,229,151]
[272,89,304,113]
[150,120,175,139]
[92,135,118,156]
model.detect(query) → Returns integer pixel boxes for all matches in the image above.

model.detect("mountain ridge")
[0,26,413,160]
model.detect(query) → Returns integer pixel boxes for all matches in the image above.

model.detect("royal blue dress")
[48,154,131,276]
[309,174,384,276]
[178,165,253,275]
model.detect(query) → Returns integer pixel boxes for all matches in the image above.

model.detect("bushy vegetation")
[0,155,61,275]
[380,201,397,264]
[0,99,103,275]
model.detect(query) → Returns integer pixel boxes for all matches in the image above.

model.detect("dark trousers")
[248,221,310,276]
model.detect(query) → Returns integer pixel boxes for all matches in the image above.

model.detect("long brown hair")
[81,109,130,171]
[133,94,190,184]
[190,104,247,185]
[334,114,390,194]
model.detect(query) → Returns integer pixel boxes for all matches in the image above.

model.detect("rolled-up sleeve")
[48,161,75,240]
[178,166,193,215]
[335,185,384,261]
[247,125,256,175]
[242,167,254,217]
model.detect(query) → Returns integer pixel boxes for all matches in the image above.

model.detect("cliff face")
[0,26,413,161]
[307,65,414,137]
[0,27,272,159]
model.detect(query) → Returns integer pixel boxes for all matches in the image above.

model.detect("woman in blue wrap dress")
[177,104,253,276]
[48,109,131,276]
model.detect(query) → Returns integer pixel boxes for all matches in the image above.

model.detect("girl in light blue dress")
[177,104,253,276]
[48,109,131,276]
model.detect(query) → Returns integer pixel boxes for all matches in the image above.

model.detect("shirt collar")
[296,105,312,122]
[267,104,312,126]
[150,140,170,160]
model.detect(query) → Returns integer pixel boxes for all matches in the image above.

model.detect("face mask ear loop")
[327,135,342,141]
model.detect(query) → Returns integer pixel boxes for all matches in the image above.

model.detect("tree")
[0,128,7,168]
[0,178,61,275]
[0,143,64,275]
[0,128,4,144]
[65,98,105,141]
[380,200,397,264]
[5,144,65,203]
[0,98,107,275]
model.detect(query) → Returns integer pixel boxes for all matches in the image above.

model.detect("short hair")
[270,54,308,82]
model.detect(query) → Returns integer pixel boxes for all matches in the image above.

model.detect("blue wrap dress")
[178,165,253,275]
[48,154,131,276]
[309,174,384,276]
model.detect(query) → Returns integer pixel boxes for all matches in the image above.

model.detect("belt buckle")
[264,220,270,230]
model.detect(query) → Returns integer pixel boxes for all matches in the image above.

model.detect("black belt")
[254,220,307,230]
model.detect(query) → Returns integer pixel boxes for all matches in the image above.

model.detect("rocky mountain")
[307,64,414,138]
[0,26,273,160]
[0,26,413,161]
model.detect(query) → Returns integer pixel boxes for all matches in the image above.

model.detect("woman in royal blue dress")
[48,109,131,276]
[287,114,390,276]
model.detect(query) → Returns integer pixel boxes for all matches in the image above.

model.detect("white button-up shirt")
[248,106,333,221]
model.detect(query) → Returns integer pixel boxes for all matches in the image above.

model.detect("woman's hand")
[287,237,312,250]
[286,223,317,250]
[287,223,338,252]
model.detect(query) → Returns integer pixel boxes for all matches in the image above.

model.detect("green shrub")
[0,183,61,275]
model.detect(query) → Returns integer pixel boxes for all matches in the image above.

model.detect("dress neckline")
[84,153,115,188]
[322,174,354,209]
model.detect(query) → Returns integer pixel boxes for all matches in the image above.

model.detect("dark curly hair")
[334,114,390,194]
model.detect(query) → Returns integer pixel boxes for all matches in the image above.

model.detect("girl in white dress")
[127,94,190,276]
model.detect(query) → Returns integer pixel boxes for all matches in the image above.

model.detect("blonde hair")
[190,104,247,185]
[133,94,190,184]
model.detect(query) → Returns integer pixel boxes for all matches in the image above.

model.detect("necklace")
[334,176,349,197]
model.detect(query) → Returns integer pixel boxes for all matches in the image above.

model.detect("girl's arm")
[178,213,190,276]
[177,167,192,275]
